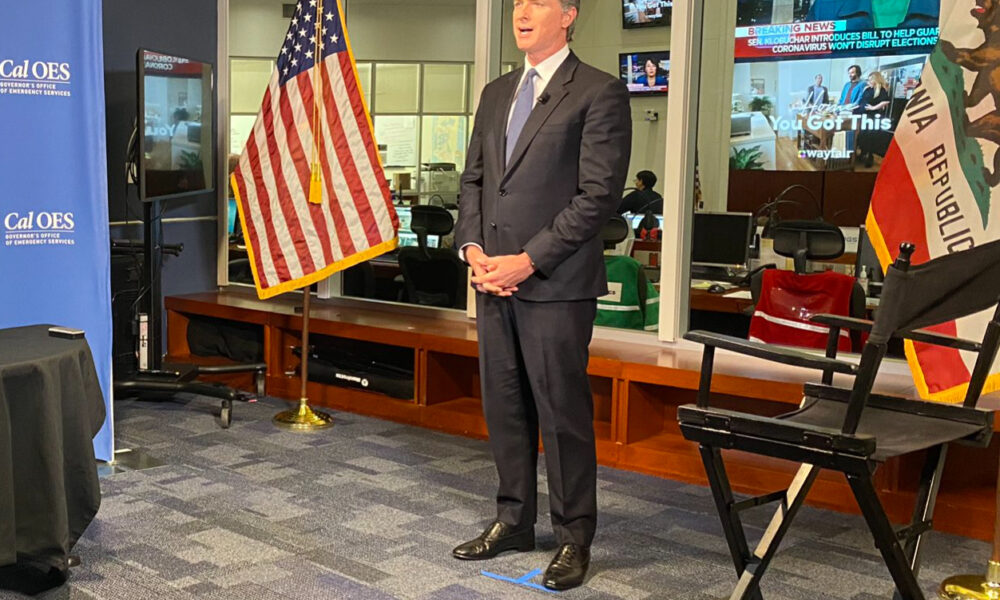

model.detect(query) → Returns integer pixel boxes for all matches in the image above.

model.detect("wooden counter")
[165,290,999,542]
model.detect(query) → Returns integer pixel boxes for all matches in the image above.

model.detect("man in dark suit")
[451,0,632,591]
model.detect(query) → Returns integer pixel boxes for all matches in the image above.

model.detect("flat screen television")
[622,1,672,29]
[620,51,669,96]
[137,48,215,201]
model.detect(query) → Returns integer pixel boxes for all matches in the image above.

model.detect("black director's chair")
[679,240,1000,600]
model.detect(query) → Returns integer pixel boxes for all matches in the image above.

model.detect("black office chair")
[228,257,253,285]
[596,215,657,330]
[600,214,631,250]
[679,240,1000,600]
[397,205,467,309]
[748,220,866,350]
[342,262,376,298]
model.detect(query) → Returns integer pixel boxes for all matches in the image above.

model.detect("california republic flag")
[867,0,1000,401]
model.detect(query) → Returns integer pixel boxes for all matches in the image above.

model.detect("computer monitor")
[398,232,440,248]
[227,198,238,236]
[691,212,754,267]
[396,206,412,232]
[626,212,664,230]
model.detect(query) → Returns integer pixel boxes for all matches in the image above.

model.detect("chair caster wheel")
[220,400,232,429]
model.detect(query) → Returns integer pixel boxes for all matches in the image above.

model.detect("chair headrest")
[771,220,844,260]
[410,205,454,236]
[600,215,630,249]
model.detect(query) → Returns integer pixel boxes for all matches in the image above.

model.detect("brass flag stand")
[939,460,1000,599]
[273,289,333,431]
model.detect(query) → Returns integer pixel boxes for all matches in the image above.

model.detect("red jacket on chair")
[749,270,857,351]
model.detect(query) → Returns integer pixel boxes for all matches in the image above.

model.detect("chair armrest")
[684,330,858,375]
[901,329,982,352]
[810,315,981,352]
[811,314,873,332]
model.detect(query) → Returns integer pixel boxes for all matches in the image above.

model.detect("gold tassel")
[308,164,323,204]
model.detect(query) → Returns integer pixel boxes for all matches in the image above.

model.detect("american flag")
[231,0,397,299]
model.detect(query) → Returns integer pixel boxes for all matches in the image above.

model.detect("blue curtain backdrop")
[0,0,114,461]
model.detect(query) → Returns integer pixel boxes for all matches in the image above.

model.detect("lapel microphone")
[538,92,551,105]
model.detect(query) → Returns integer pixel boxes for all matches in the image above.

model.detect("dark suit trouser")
[476,293,598,547]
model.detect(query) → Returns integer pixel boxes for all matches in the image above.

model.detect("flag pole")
[273,286,333,430]
[938,461,1000,600]
[273,0,331,430]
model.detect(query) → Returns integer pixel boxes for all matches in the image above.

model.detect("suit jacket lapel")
[496,68,521,178]
[501,53,579,184]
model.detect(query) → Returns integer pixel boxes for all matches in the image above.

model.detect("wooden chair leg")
[892,445,947,600]
[699,444,762,600]
[848,473,926,600]
[729,464,819,600]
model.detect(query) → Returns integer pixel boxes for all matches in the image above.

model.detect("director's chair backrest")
[840,240,1000,434]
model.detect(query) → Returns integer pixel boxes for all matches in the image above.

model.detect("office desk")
[690,287,754,315]
[0,325,104,594]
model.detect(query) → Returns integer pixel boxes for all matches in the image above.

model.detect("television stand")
[111,196,264,429]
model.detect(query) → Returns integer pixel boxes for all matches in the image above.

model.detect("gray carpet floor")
[7,395,993,600]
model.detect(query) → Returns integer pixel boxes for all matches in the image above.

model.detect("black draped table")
[0,325,105,594]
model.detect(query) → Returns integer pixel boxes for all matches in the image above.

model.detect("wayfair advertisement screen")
[730,0,940,172]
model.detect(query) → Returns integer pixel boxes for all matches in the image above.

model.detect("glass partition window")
[355,62,373,108]
[227,57,275,287]
[688,0,921,357]
[423,64,467,113]
[374,63,420,113]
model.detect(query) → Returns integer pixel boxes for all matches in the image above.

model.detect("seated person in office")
[617,170,663,215]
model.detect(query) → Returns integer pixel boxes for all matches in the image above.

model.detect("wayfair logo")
[798,149,851,160]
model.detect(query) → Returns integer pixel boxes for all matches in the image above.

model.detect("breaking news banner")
[729,0,941,173]
[0,0,114,459]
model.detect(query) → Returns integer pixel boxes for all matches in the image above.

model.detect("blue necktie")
[506,69,538,165]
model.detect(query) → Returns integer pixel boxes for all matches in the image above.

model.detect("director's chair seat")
[679,240,1000,600]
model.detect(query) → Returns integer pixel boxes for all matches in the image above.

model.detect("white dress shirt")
[461,44,571,263]
[506,44,571,129]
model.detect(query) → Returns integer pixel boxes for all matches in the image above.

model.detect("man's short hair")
[849,64,861,76]
[560,0,580,42]
[636,170,657,189]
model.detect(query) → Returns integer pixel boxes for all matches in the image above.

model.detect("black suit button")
[490,222,497,229]
[499,189,507,197]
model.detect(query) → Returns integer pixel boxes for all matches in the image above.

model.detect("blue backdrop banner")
[0,0,114,460]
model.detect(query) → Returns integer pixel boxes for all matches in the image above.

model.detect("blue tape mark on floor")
[480,568,560,593]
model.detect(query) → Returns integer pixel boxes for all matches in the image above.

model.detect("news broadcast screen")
[729,0,939,173]
[620,52,669,96]
[622,1,672,29]
[735,0,940,62]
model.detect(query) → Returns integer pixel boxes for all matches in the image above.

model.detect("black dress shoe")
[452,521,534,560]
[543,543,590,590]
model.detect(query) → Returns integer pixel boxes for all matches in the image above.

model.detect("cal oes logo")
[0,58,72,99]
[5,211,76,231]
[0,59,71,81]
[3,211,77,248]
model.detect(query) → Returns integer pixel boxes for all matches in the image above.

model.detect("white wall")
[229,0,475,61]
